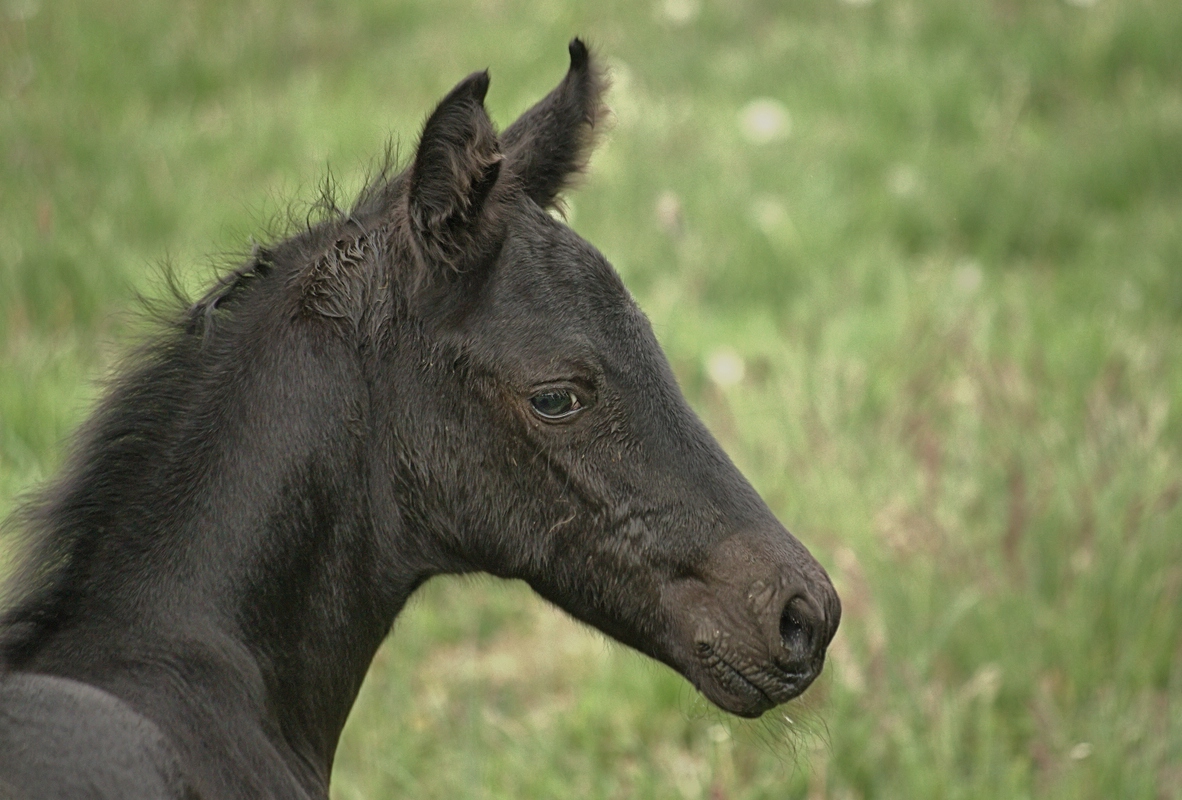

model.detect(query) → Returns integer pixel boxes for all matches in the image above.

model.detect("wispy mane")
[0,149,414,667]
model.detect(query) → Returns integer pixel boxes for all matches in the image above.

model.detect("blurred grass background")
[2,0,1181,797]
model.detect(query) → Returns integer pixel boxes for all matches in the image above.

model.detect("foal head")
[337,40,841,717]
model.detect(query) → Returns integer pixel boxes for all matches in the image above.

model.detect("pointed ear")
[407,70,504,270]
[501,38,610,210]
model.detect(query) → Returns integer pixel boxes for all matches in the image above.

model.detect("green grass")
[3,1,1181,797]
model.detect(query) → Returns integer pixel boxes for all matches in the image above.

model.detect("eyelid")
[528,375,596,396]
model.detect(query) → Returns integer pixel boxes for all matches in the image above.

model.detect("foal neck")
[2,297,422,789]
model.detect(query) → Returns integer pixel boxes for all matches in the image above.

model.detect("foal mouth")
[693,642,819,718]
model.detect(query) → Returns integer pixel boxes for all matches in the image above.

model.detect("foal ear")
[407,70,504,269]
[501,39,610,210]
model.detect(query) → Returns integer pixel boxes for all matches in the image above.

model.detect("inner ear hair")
[407,70,505,268]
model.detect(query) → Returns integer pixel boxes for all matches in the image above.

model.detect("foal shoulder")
[0,672,194,799]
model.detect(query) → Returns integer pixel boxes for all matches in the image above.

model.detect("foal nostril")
[779,596,814,657]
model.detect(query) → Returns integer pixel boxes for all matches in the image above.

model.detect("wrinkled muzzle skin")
[392,40,840,718]
[665,536,842,716]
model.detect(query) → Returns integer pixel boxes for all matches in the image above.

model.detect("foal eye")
[529,389,582,421]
